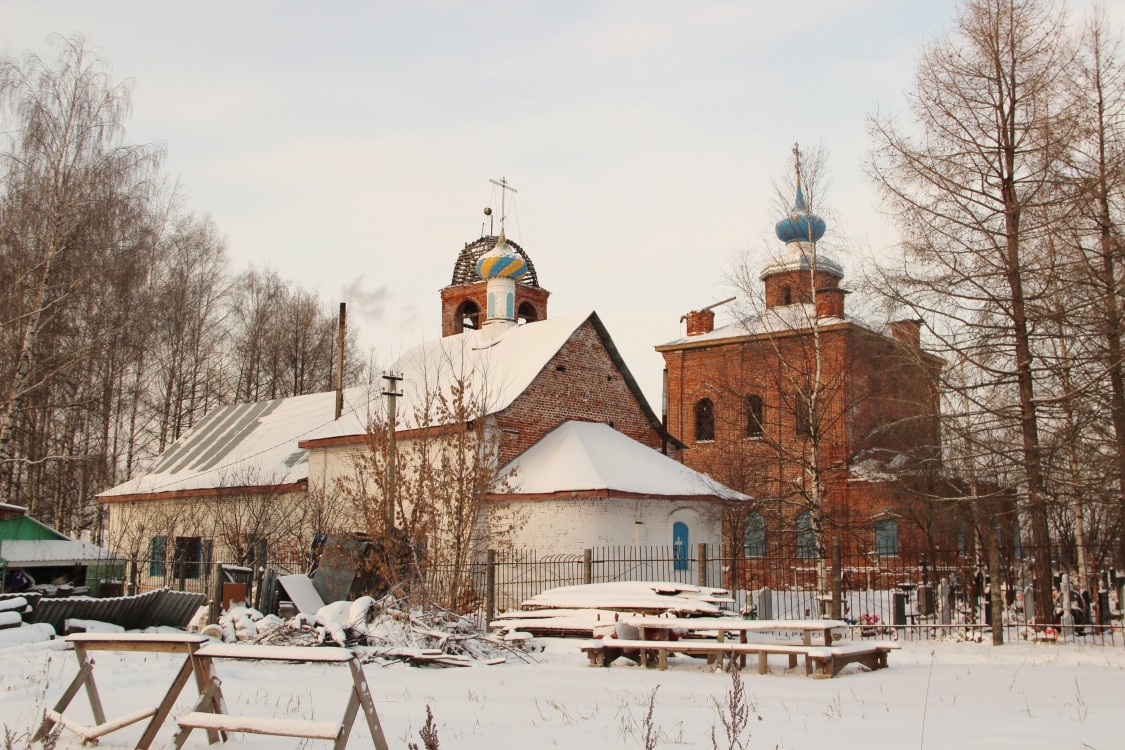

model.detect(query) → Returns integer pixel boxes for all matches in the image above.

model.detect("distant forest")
[0,38,365,536]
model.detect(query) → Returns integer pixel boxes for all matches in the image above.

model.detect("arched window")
[783,286,793,305]
[875,519,899,557]
[794,392,812,436]
[745,394,763,437]
[695,398,715,441]
[796,511,815,559]
[517,301,538,324]
[743,512,766,558]
[455,300,479,332]
[673,522,689,570]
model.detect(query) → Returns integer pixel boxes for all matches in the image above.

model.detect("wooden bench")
[582,637,899,678]
[33,632,220,749]
[173,643,389,750]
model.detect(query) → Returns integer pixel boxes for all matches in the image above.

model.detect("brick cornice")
[98,480,307,504]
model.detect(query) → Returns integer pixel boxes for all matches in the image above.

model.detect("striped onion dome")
[475,230,528,280]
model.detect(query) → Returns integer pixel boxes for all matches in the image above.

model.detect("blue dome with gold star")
[476,230,528,280]
[774,186,826,244]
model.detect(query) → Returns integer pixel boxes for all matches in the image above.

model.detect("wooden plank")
[75,646,108,727]
[195,643,354,662]
[348,659,390,750]
[33,660,92,740]
[85,706,158,739]
[137,652,198,750]
[177,712,341,740]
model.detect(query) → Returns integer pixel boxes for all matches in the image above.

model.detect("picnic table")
[584,616,897,678]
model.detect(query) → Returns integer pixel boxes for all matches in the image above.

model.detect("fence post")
[126,558,137,596]
[209,562,223,625]
[485,549,496,629]
[583,549,593,585]
[697,543,708,587]
[831,537,842,620]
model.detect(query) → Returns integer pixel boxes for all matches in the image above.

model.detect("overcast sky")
[6,1,1123,409]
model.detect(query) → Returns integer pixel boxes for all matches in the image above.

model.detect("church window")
[743,512,766,557]
[745,394,764,437]
[673,521,689,570]
[795,392,812,437]
[455,300,479,332]
[517,301,538,324]
[783,286,792,305]
[796,511,815,559]
[694,398,715,441]
[875,519,899,557]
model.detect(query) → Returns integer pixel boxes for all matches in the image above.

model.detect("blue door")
[673,522,689,571]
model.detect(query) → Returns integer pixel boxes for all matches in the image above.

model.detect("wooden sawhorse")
[33,632,223,748]
[173,643,389,750]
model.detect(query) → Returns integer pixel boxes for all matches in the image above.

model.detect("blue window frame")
[875,519,899,557]
[743,512,766,558]
[673,522,689,570]
[149,536,167,577]
[796,512,815,559]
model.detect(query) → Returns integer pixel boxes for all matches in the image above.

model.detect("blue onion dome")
[774,185,827,244]
[475,229,528,280]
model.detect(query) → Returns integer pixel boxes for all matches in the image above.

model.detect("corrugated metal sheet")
[29,588,205,632]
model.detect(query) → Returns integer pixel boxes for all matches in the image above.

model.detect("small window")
[795,392,812,437]
[745,394,763,437]
[517,301,538,324]
[673,522,689,570]
[783,286,792,305]
[455,300,479,332]
[796,511,816,559]
[695,398,715,441]
[743,512,766,558]
[149,535,167,578]
[875,519,899,557]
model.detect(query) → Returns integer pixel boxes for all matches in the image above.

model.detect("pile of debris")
[210,595,533,668]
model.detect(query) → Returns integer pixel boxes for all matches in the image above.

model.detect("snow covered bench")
[582,637,898,677]
[172,643,389,750]
[34,632,217,749]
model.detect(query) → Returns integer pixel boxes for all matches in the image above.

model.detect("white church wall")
[489,497,722,556]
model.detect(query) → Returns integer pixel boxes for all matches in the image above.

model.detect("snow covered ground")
[0,637,1121,749]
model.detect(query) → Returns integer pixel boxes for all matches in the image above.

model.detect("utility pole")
[382,372,403,532]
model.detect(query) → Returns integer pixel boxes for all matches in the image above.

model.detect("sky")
[5,1,1124,409]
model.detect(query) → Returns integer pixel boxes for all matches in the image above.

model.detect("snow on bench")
[195,642,355,662]
[177,711,343,741]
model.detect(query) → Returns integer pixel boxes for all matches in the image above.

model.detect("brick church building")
[657,183,964,572]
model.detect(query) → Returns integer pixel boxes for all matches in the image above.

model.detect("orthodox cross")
[489,177,518,230]
[792,143,803,190]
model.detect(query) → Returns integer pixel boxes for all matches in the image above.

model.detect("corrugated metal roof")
[0,539,120,566]
[100,389,366,498]
[29,588,205,632]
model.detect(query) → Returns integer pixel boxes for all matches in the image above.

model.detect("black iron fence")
[470,543,1125,645]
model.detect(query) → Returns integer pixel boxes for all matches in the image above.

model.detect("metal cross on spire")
[792,143,803,190]
[489,177,518,231]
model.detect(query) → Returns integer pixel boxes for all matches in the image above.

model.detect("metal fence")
[474,543,1125,645]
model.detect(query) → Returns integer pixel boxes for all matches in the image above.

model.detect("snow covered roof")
[101,389,366,499]
[659,303,848,348]
[494,420,747,500]
[304,311,668,442]
[0,539,121,567]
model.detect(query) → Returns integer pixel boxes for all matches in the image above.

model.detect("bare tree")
[869,0,1078,622]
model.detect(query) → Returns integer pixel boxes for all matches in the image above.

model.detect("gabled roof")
[302,311,675,446]
[493,420,746,501]
[658,303,847,348]
[100,389,365,500]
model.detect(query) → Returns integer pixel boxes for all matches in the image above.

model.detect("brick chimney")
[815,288,847,319]
[890,319,922,348]
[685,309,715,336]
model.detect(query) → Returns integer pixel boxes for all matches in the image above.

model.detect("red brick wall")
[441,282,550,337]
[494,320,663,466]
[763,269,841,309]
[658,319,949,559]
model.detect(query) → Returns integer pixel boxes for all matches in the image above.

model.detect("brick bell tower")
[440,205,550,336]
